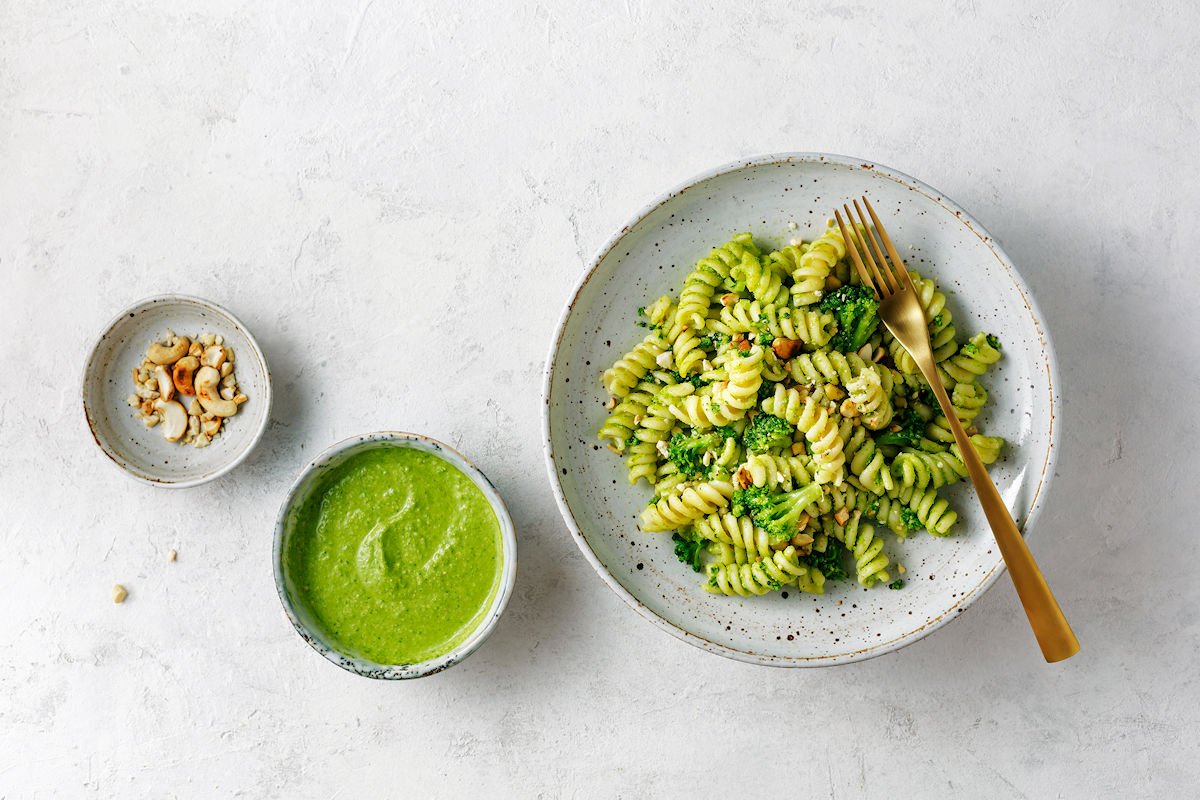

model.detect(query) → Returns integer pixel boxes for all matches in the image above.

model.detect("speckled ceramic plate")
[82,294,272,488]
[542,153,1059,667]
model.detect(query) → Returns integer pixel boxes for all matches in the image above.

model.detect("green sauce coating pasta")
[597,228,1006,598]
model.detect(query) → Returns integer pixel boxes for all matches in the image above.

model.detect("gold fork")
[834,197,1079,663]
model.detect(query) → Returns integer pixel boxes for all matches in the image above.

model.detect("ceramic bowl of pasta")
[542,153,1060,666]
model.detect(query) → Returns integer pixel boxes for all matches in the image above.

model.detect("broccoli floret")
[665,431,718,479]
[698,332,730,351]
[742,413,793,454]
[756,380,777,404]
[713,424,739,442]
[805,538,848,581]
[985,333,1001,350]
[731,483,824,542]
[876,406,925,447]
[624,432,639,450]
[672,532,705,572]
[899,508,923,531]
[888,579,906,590]
[818,284,880,352]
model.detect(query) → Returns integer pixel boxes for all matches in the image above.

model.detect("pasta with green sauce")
[597,229,1007,597]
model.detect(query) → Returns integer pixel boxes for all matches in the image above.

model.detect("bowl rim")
[272,431,519,680]
[540,151,1061,667]
[80,293,274,489]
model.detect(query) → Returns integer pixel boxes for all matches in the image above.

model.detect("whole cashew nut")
[147,336,190,365]
[172,356,200,395]
[194,366,238,417]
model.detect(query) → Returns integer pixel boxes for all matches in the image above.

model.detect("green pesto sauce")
[285,446,502,665]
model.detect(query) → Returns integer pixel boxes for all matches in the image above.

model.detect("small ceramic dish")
[543,152,1060,667]
[82,294,272,488]
[273,432,518,680]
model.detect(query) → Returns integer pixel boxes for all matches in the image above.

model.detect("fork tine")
[844,203,891,296]
[852,198,899,295]
[834,209,876,296]
[861,196,916,294]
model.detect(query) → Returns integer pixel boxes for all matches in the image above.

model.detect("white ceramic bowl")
[82,294,272,488]
[273,432,518,679]
[543,153,1060,667]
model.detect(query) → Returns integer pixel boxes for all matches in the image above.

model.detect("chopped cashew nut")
[147,337,190,365]
[201,417,222,438]
[720,293,739,307]
[834,507,851,526]
[734,466,753,490]
[840,399,859,418]
[112,584,128,604]
[655,439,669,458]
[201,345,227,369]
[824,383,846,401]
[655,350,674,369]
[168,549,178,562]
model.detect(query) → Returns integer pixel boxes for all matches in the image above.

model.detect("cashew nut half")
[155,398,188,442]
[194,366,238,417]
[147,336,190,365]
[172,356,199,395]
[154,365,175,401]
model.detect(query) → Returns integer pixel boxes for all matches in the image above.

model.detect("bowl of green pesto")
[273,432,516,679]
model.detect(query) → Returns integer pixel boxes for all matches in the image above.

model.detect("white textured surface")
[1,1,1197,796]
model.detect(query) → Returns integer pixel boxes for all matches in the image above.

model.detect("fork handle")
[915,357,1079,663]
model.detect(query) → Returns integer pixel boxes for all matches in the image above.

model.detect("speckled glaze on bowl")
[273,432,518,680]
[82,294,272,488]
[543,153,1060,667]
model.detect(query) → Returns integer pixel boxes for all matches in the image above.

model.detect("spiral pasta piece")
[668,317,706,376]
[625,401,676,486]
[597,379,655,449]
[892,449,967,492]
[641,480,735,532]
[939,332,1002,387]
[719,346,764,412]
[887,271,959,373]
[926,382,988,444]
[842,423,895,495]
[823,511,891,587]
[703,546,809,595]
[796,396,845,485]
[846,365,893,431]
[787,228,845,307]
[731,252,788,306]
[951,434,1005,465]
[740,452,817,490]
[785,349,871,388]
[694,512,774,559]
[667,391,743,429]
[678,234,759,329]
[707,300,834,347]
[891,484,958,536]
[601,333,668,397]
[759,383,809,425]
